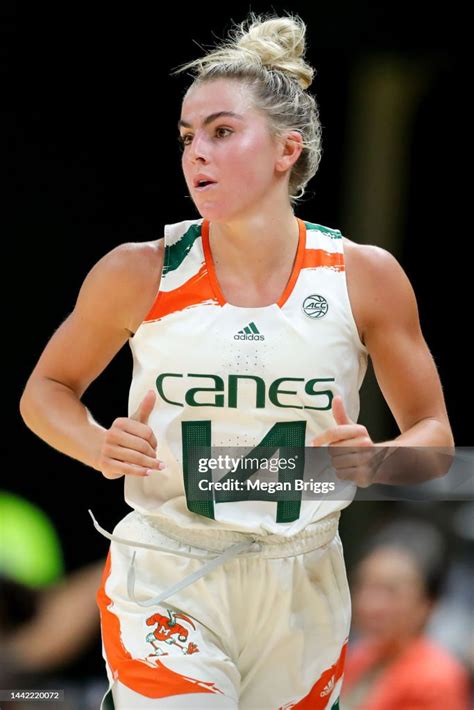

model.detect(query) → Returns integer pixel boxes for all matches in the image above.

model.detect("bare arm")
[359,245,453,448]
[361,246,454,482]
[314,243,454,485]
[19,240,164,477]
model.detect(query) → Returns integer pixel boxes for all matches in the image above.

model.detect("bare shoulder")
[79,238,164,335]
[343,236,420,346]
[96,238,163,281]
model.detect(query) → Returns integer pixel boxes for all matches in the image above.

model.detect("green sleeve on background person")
[0,491,64,587]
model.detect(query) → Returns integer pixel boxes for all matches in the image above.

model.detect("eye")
[178,134,193,148]
[215,127,233,138]
[178,126,233,149]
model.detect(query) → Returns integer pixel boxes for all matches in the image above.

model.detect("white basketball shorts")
[95,510,350,710]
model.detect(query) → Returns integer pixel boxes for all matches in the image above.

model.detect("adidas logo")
[319,675,335,697]
[234,322,265,341]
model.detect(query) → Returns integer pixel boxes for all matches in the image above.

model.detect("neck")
[208,206,299,278]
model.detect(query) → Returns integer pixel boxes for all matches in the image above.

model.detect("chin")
[197,205,236,222]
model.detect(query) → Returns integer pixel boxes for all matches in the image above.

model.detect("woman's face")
[179,78,287,221]
[352,547,433,648]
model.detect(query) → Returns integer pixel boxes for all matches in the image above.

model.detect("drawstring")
[127,539,258,607]
[89,510,261,607]
[89,510,217,560]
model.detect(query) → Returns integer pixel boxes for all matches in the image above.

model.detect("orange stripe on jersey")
[201,220,226,306]
[302,249,345,271]
[202,217,307,308]
[277,217,306,307]
[144,264,218,322]
[280,641,347,709]
[96,551,223,699]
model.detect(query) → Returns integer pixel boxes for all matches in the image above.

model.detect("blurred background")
[4,0,472,707]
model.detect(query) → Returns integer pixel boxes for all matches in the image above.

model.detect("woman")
[341,519,471,709]
[19,13,453,710]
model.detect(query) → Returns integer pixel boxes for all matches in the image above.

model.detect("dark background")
[5,0,470,682]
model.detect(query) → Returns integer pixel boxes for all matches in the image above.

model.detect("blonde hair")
[172,13,322,205]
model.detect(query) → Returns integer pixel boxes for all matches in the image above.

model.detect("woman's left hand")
[311,395,386,487]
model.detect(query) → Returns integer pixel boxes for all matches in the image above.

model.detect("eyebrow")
[177,111,244,130]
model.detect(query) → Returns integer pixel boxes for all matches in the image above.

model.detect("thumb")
[131,389,156,424]
[332,395,353,426]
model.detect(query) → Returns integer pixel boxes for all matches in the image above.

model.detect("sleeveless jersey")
[125,217,369,536]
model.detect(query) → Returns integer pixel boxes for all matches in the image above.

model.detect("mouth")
[195,182,217,192]
[193,178,217,191]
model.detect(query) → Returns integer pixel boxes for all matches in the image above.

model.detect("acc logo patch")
[302,294,329,319]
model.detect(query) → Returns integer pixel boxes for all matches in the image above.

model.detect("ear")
[275,131,303,173]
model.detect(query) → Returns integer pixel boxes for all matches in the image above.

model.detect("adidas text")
[234,333,265,341]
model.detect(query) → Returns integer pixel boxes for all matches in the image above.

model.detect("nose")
[187,131,210,164]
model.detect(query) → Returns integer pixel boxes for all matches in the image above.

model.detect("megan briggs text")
[198,479,336,494]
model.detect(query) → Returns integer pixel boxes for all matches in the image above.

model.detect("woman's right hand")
[97,389,165,479]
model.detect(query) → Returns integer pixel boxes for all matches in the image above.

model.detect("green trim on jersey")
[162,223,202,275]
[304,221,342,239]
[101,689,115,710]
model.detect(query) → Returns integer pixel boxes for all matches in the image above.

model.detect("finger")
[107,461,154,478]
[131,389,156,424]
[328,435,372,447]
[327,449,373,466]
[114,418,158,449]
[332,395,353,426]
[106,447,165,471]
[108,429,157,458]
[333,467,374,487]
[312,425,369,446]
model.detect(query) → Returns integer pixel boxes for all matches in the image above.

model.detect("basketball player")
[19,13,454,710]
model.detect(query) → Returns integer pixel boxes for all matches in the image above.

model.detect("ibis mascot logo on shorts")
[145,609,200,656]
[156,372,335,410]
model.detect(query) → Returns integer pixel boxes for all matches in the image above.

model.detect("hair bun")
[234,15,314,90]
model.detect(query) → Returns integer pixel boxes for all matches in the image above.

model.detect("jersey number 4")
[182,420,306,523]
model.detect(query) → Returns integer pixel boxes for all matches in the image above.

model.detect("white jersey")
[125,217,369,536]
